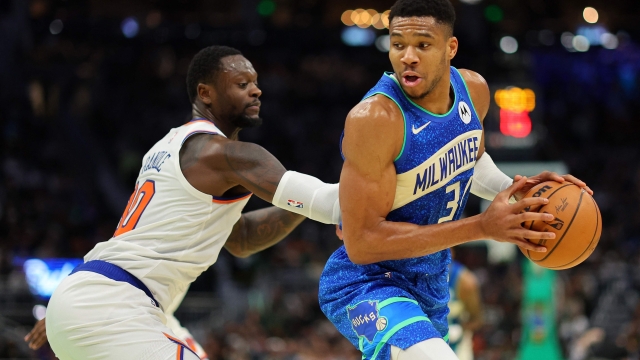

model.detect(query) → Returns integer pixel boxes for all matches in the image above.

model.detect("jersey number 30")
[114,180,156,236]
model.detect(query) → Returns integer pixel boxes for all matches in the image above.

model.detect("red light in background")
[500,109,532,138]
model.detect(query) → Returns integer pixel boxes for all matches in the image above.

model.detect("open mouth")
[402,75,422,87]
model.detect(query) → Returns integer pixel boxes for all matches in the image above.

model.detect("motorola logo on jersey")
[458,101,472,124]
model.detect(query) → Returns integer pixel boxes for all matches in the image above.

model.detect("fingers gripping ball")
[520,181,602,269]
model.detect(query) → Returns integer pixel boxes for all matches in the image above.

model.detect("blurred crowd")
[1,0,640,359]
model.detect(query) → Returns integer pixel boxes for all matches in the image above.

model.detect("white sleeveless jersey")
[85,119,251,309]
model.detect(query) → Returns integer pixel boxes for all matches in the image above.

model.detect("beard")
[406,54,448,101]
[409,72,444,100]
[231,113,263,128]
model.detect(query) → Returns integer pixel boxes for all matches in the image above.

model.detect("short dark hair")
[389,0,456,35]
[186,45,242,103]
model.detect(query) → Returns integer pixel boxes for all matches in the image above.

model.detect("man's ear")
[448,36,459,60]
[197,83,215,105]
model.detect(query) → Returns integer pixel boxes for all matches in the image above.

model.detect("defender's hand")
[481,177,554,252]
[24,318,47,350]
[513,172,593,201]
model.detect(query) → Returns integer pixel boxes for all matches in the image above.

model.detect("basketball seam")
[547,193,600,269]
[534,189,584,262]
[525,183,573,259]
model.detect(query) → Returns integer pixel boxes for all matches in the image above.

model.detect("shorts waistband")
[70,260,160,308]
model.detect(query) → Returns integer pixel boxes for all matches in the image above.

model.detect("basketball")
[519,181,602,269]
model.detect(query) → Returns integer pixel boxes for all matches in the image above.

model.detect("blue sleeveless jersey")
[319,68,484,357]
[350,67,482,277]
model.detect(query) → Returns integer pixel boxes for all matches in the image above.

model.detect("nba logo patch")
[346,300,387,343]
[287,199,304,208]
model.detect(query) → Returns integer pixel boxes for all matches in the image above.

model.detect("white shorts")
[46,271,200,360]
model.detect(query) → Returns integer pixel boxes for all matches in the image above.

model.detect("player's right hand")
[24,318,47,350]
[480,176,554,252]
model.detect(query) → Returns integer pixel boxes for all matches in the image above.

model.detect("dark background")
[0,0,639,359]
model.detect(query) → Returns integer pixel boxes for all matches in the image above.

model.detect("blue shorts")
[319,247,450,360]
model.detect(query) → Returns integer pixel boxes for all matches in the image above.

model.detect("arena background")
[1,0,639,359]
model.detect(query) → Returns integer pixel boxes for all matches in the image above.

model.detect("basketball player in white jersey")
[45,45,342,360]
[26,287,208,358]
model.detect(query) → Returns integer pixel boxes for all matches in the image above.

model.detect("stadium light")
[341,9,390,29]
[33,305,47,321]
[484,5,503,23]
[341,27,375,47]
[499,36,518,54]
[49,19,63,35]
[583,7,598,24]
[601,33,619,49]
[572,35,590,52]
[257,0,276,17]
[375,35,390,52]
[121,17,139,38]
[341,10,355,26]
[561,32,575,51]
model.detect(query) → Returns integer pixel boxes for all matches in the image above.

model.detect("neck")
[412,71,453,115]
[191,103,241,140]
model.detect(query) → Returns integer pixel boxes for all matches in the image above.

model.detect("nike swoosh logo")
[411,121,431,135]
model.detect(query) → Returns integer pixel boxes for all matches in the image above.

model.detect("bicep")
[339,157,397,236]
[340,100,402,244]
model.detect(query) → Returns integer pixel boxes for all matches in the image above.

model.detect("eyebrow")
[390,31,435,39]
[413,32,435,39]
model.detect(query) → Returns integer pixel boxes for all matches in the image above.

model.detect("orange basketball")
[519,181,602,269]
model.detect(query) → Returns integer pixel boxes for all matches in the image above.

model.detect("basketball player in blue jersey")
[318,0,592,359]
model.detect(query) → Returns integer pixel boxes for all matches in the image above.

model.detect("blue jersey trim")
[384,72,458,121]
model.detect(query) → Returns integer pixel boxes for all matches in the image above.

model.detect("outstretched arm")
[181,134,339,224]
[224,206,305,258]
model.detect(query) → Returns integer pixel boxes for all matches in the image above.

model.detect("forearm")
[344,215,486,264]
[224,206,305,258]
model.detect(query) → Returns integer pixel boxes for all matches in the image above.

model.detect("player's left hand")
[24,318,47,350]
[513,172,593,201]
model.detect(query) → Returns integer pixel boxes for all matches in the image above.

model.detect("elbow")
[224,245,252,259]
[343,234,380,265]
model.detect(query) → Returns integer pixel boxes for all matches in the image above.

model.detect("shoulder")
[346,94,403,128]
[343,94,404,162]
[457,69,490,120]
